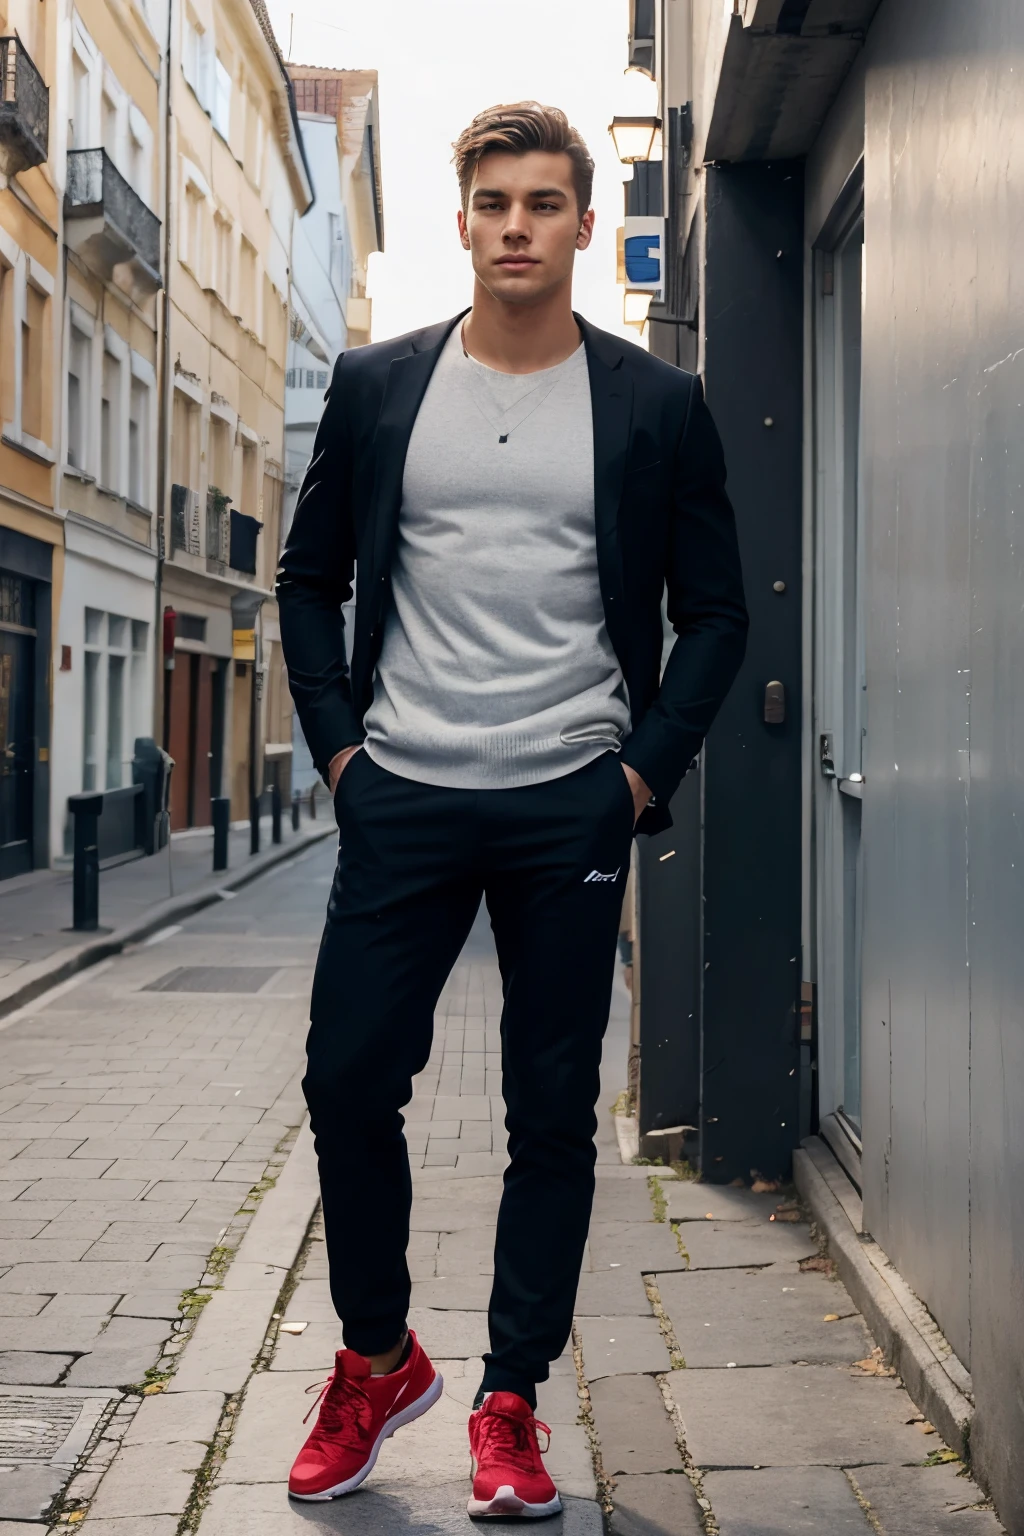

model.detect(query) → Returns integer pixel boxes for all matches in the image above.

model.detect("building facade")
[160,0,310,827]
[622,1,1024,1524]
[51,0,166,858]
[283,65,382,792]
[0,0,61,878]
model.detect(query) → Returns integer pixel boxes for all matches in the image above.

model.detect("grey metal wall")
[859,1,1024,1523]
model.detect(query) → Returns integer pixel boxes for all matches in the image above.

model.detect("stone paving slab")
[575,1316,673,1380]
[0,1468,67,1522]
[668,1364,930,1467]
[703,1467,871,1533]
[589,1373,683,1475]
[849,1463,1005,1533]
[198,1479,603,1536]
[663,1182,788,1224]
[606,1472,704,1534]
[586,1222,684,1273]
[658,1266,870,1368]
[672,1219,817,1270]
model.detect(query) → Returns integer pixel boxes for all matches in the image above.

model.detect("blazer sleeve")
[275,354,363,780]
[619,374,749,803]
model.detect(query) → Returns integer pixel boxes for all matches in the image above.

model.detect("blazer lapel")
[369,313,467,597]
[580,318,633,662]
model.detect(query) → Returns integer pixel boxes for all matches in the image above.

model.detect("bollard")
[250,796,260,855]
[212,797,230,872]
[308,783,316,820]
[271,782,282,844]
[69,792,104,931]
[291,791,300,832]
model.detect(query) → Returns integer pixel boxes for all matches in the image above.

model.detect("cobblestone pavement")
[0,836,1007,1535]
[0,837,325,1524]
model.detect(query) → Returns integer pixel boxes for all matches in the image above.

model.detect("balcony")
[65,148,161,296]
[0,37,49,177]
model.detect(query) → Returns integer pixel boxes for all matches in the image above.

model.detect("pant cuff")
[342,1320,408,1358]
[478,1364,539,1410]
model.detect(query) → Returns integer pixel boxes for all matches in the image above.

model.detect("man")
[277,101,747,1519]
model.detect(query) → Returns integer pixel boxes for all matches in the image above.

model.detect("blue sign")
[624,233,662,284]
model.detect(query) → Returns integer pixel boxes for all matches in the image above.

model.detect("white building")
[284,66,383,789]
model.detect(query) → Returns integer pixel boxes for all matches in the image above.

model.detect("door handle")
[764,680,785,724]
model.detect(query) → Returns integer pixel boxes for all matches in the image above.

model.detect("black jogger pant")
[303,747,635,1405]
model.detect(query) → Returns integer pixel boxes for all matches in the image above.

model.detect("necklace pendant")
[498,434,508,444]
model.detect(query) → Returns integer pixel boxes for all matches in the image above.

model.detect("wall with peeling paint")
[858,0,1024,1522]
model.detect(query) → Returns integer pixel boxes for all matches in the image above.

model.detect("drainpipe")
[154,0,176,744]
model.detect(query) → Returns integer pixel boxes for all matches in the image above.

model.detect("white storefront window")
[82,608,149,791]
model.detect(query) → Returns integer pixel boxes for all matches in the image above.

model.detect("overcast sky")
[263,0,659,344]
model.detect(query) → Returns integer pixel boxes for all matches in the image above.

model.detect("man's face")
[458,149,594,305]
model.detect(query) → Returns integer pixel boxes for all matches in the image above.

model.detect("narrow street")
[0,842,1002,1534]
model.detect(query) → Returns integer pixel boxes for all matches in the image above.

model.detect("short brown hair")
[452,102,595,217]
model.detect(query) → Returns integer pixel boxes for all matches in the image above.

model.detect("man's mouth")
[496,255,539,267]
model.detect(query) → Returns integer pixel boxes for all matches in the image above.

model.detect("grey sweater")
[362,328,630,788]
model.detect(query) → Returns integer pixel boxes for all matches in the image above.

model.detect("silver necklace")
[461,327,565,444]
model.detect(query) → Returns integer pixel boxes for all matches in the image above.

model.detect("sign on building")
[623,216,665,298]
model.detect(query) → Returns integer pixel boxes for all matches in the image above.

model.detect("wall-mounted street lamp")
[608,115,662,165]
[623,290,653,330]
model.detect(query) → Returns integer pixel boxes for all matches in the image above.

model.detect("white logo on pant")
[584,868,620,884]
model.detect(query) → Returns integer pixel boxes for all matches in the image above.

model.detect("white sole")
[468,1484,563,1519]
[288,1371,444,1500]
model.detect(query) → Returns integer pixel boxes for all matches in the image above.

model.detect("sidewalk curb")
[169,1119,321,1396]
[793,1145,974,1463]
[0,824,335,1023]
[83,1120,322,1525]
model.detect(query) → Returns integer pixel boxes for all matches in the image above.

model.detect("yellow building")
[0,0,60,877]
[49,0,165,862]
[161,0,310,828]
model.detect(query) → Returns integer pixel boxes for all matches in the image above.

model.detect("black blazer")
[276,311,748,836]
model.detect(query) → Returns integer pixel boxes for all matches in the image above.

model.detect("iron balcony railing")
[0,37,49,176]
[65,147,161,276]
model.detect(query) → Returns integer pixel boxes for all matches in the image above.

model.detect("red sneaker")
[288,1331,442,1500]
[467,1392,562,1518]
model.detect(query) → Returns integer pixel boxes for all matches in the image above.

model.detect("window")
[213,56,231,140]
[102,90,118,162]
[214,213,232,303]
[0,259,13,426]
[21,283,45,443]
[244,87,262,180]
[172,387,199,488]
[71,54,91,149]
[82,609,148,791]
[238,238,256,327]
[316,370,328,389]
[241,438,257,514]
[68,322,92,471]
[209,414,232,494]
[285,368,295,388]
[182,181,206,282]
[128,376,148,505]
[128,108,151,206]
[101,351,120,490]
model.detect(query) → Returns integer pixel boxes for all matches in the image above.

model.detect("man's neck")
[462,279,581,375]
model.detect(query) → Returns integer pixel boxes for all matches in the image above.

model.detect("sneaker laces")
[303,1372,373,1446]
[476,1405,551,1473]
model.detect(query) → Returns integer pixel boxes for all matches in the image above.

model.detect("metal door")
[0,574,36,880]
[812,211,865,1134]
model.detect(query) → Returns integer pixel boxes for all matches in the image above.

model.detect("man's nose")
[502,207,531,242]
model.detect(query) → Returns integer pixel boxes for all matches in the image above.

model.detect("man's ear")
[576,208,596,252]
[457,208,471,252]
